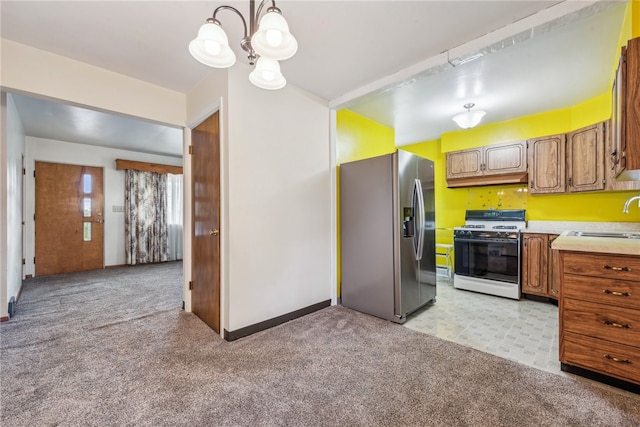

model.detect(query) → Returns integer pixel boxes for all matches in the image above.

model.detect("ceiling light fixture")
[189,0,297,90]
[452,103,487,129]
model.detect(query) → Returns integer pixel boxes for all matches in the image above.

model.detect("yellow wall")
[336,110,395,296]
[336,110,395,163]
[338,94,639,239]
[634,0,640,38]
[335,3,640,294]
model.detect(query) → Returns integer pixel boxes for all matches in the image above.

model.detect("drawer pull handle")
[603,265,631,272]
[604,354,632,364]
[603,289,631,297]
[602,319,631,329]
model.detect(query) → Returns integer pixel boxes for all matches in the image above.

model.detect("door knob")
[94,219,104,224]
[210,229,219,236]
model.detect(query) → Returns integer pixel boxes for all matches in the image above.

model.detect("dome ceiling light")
[189,0,297,90]
[452,103,487,129]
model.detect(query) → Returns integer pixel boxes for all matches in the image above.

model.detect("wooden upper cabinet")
[483,142,527,176]
[566,122,605,192]
[446,148,482,179]
[625,37,640,172]
[528,122,606,194]
[446,141,527,187]
[606,119,640,191]
[528,134,566,194]
[611,46,626,177]
[611,36,640,180]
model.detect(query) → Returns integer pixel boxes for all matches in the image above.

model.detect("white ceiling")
[0,1,628,156]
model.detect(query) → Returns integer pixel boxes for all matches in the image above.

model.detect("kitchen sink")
[569,231,640,239]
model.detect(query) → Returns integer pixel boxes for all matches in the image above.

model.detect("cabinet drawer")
[563,252,640,282]
[562,298,640,348]
[562,332,640,384]
[563,274,640,309]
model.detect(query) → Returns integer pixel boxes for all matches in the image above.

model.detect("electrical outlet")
[112,205,125,213]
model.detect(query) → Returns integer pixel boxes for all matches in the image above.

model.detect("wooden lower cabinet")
[559,251,640,387]
[521,233,560,299]
[562,332,640,384]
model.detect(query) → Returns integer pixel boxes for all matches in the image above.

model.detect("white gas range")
[453,210,526,300]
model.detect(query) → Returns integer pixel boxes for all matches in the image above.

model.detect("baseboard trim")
[223,299,331,342]
[561,363,639,394]
[0,316,9,323]
[105,264,127,269]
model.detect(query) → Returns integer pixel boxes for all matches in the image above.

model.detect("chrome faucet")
[622,194,640,214]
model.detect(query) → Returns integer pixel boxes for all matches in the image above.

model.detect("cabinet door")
[605,119,640,191]
[625,36,640,171]
[611,47,626,177]
[483,141,527,176]
[566,123,605,193]
[547,234,560,299]
[446,148,482,179]
[528,134,565,194]
[522,234,548,296]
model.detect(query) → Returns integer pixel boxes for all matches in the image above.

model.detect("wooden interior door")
[35,162,104,276]
[191,111,221,333]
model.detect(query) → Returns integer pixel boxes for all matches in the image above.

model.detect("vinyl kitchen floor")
[404,279,561,375]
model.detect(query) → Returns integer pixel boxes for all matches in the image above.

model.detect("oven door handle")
[454,238,519,244]
[413,178,425,261]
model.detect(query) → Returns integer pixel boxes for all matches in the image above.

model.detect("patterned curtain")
[125,170,169,265]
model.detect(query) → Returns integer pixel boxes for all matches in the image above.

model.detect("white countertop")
[551,230,640,256]
[524,220,640,235]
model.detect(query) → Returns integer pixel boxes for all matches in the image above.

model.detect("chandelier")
[189,0,298,90]
[452,103,487,129]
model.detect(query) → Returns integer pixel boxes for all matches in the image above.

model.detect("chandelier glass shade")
[251,10,298,60]
[188,1,297,90]
[452,103,486,129]
[189,21,236,68]
[249,57,286,90]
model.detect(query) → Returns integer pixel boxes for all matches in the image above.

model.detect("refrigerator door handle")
[414,178,425,260]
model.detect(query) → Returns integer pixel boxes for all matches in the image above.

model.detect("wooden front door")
[35,161,104,276]
[191,111,221,333]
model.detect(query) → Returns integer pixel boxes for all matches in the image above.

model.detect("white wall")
[0,93,27,318]
[0,92,6,318]
[2,37,336,333]
[0,40,188,314]
[6,94,26,308]
[185,64,334,334]
[24,137,182,275]
[225,67,332,332]
[1,40,186,127]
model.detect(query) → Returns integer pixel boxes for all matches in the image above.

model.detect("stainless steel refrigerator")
[340,150,436,323]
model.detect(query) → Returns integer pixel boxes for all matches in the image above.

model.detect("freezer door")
[418,157,437,306]
[396,151,421,317]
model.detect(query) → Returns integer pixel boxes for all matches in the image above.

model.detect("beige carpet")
[1,262,639,426]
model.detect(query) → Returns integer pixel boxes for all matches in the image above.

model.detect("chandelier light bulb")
[262,70,276,82]
[266,29,283,47]
[204,40,221,56]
